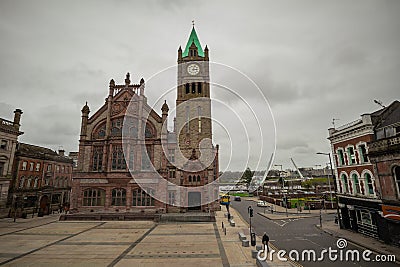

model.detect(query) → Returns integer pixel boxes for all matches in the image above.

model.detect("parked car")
[234,196,241,201]
[257,201,269,207]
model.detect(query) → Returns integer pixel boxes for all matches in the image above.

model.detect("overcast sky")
[1,0,399,171]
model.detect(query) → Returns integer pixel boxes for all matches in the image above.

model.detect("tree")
[240,167,254,186]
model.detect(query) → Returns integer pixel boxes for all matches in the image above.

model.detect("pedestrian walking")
[262,232,270,253]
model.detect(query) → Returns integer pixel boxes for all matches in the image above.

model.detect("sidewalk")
[318,220,400,265]
[216,207,294,267]
[245,197,336,220]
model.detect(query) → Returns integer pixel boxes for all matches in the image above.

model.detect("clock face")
[187,64,200,75]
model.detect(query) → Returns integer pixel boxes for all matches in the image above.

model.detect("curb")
[232,207,302,267]
[315,224,400,265]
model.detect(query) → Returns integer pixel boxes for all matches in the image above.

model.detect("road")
[230,199,398,267]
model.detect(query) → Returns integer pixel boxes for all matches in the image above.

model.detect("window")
[185,83,190,94]
[62,166,65,173]
[169,169,176,178]
[145,124,154,138]
[35,163,40,172]
[141,146,152,170]
[197,106,202,133]
[0,140,7,150]
[168,149,175,163]
[26,177,32,188]
[112,146,126,170]
[112,188,126,206]
[132,188,155,206]
[376,128,385,140]
[56,165,60,173]
[0,162,4,176]
[365,173,374,195]
[168,191,175,205]
[96,124,106,139]
[19,176,25,188]
[394,166,400,198]
[47,164,52,172]
[22,161,27,170]
[83,188,105,206]
[191,82,196,94]
[337,149,345,166]
[33,177,39,188]
[128,147,134,171]
[189,175,192,182]
[347,147,356,165]
[357,210,374,226]
[29,162,34,171]
[92,147,103,171]
[197,175,201,182]
[358,144,368,163]
[198,82,202,94]
[352,173,361,194]
[341,174,349,193]
[111,118,123,137]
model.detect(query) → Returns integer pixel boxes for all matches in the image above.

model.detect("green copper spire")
[182,26,204,57]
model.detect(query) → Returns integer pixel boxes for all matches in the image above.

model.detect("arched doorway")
[39,195,49,216]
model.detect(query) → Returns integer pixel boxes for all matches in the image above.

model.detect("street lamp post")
[274,164,288,216]
[317,152,342,229]
[326,163,334,209]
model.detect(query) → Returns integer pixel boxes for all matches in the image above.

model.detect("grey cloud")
[1,0,400,169]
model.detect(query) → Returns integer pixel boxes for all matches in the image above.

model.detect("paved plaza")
[0,209,290,267]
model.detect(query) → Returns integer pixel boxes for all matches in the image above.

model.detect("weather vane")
[192,20,195,27]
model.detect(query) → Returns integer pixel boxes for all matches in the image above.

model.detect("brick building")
[329,111,380,238]
[328,100,400,242]
[9,144,73,217]
[71,26,220,214]
[368,100,400,245]
[0,109,23,217]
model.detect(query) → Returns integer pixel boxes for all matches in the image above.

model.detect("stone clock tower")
[174,25,219,211]
[175,26,213,169]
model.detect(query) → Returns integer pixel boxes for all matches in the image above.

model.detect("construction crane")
[290,158,305,180]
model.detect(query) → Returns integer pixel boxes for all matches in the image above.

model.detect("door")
[188,192,201,211]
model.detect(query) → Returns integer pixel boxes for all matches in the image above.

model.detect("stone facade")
[71,27,220,214]
[0,109,23,217]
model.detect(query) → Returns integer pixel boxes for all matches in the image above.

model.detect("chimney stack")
[13,109,23,130]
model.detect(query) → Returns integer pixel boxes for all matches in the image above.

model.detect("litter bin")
[251,232,256,246]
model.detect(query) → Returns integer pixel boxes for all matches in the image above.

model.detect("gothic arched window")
[145,123,155,139]
[111,145,125,170]
[132,188,155,206]
[95,124,106,139]
[111,118,123,137]
[112,188,126,206]
[83,188,105,206]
